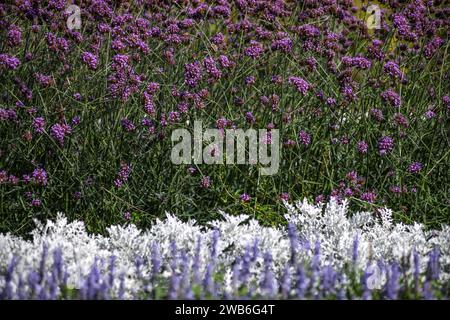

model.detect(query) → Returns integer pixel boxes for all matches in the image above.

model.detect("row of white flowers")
[0,199,449,297]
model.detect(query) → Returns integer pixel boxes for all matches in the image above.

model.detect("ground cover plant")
[1,200,449,299]
[0,0,449,300]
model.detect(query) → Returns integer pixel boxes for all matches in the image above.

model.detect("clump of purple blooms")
[378,136,394,156]
[50,123,72,146]
[32,168,48,186]
[288,77,311,95]
[81,51,99,70]
[408,162,423,174]
[114,163,131,188]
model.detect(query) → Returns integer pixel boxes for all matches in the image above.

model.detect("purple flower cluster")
[114,163,131,188]
[384,61,404,80]
[0,54,21,70]
[200,176,211,189]
[408,162,423,174]
[381,89,401,107]
[342,56,372,69]
[32,168,48,186]
[378,136,394,156]
[244,41,264,59]
[184,61,203,88]
[108,54,142,102]
[35,73,54,88]
[7,25,22,47]
[271,37,293,53]
[357,141,369,154]
[81,52,99,70]
[50,123,72,146]
[239,193,251,203]
[298,130,311,146]
[32,117,46,134]
[121,119,135,132]
[203,57,222,82]
[288,77,311,95]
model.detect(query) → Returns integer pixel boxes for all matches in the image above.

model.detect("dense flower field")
[0,0,449,301]
[0,1,448,234]
[1,200,449,300]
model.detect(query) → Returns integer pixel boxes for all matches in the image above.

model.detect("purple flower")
[393,14,411,38]
[386,263,400,299]
[143,92,155,115]
[378,136,394,155]
[360,191,377,203]
[7,25,22,47]
[0,54,21,70]
[424,109,436,119]
[393,113,409,128]
[35,73,54,87]
[298,130,311,146]
[271,75,282,84]
[216,117,229,130]
[384,61,404,80]
[32,168,48,186]
[73,93,82,101]
[218,55,233,68]
[426,247,440,281]
[72,116,81,126]
[211,33,225,45]
[346,171,358,184]
[50,123,71,146]
[289,77,311,95]
[245,76,255,86]
[239,193,251,203]
[203,57,222,81]
[33,117,46,134]
[81,52,99,70]
[279,192,290,201]
[114,163,131,188]
[260,252,276,298]
[271,37,293,53]
[121,118,136,132]
[22,174,31,183]
[168,111,180,124]
[370,108,384,122]
[357,141,368,154]
[244,41,264,59]
[245,111,256,124]
[200,176,211,188]
[424,37,443,59]
[187,166,197,175]
[442,95,450,108]
[408,162,422,173]
[381,90,401,107]
[123,211,131,220]
[184,61,202,87]
[342,56,372,69]
[31,198,41,207]
[146,82,160,94]
[315,194,325,203]
[390,185,402,194]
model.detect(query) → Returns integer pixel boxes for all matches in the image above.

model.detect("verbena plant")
[0,1,448,235]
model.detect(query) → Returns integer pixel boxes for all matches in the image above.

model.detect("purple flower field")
[0,1,449,300]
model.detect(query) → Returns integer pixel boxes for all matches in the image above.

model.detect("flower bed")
[1,200,449,299]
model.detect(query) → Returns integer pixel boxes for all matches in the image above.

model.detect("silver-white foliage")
[0,199,449,296]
